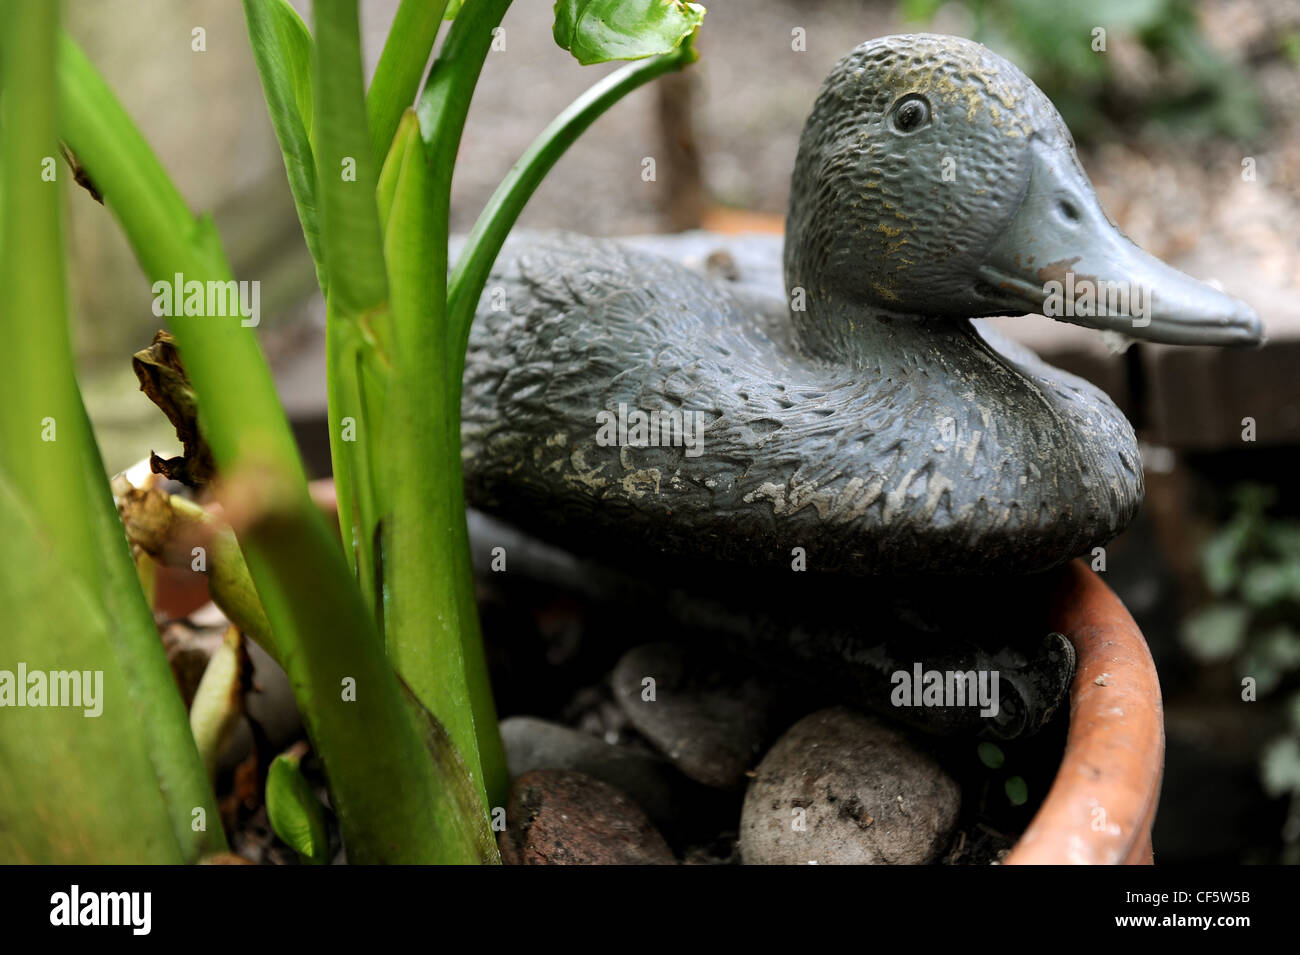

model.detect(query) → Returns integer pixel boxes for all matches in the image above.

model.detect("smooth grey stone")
[740,707,960,865]
[611,643,779,790]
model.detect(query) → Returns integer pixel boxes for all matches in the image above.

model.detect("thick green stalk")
[366,0,450,164]
[413,0,514,810]
[313,0,392,611]
[0,0,222,863]
[379,111,485,801]
[2,21,96,570]
[56,35,482,863]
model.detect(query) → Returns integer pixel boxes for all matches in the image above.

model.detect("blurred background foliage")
[1181,485,1300,863]
[903,0,1273,142]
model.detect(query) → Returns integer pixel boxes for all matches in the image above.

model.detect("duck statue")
[460,33,1261,576]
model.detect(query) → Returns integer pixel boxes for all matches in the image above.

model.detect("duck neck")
[792,291,963,370]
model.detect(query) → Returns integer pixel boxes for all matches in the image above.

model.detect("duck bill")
[977,138,1263,347]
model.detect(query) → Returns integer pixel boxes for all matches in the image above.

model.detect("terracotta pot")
[1005,560,1164,865]
[151,481,1164,865]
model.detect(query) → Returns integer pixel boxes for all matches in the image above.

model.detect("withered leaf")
[59,141,104,204]
[132,330,216,488]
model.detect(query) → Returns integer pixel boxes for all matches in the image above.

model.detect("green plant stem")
[313,0,392,612]
[56,34,483,863]
[379,111,486,801]
[436,37,700,810]
[413,0,514,808]
[0,0,222,863]
[366,0,450,164]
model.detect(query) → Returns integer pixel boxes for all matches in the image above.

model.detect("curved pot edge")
[1005,559,1165,865]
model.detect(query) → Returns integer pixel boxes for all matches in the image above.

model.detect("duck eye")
[891,95,930,134]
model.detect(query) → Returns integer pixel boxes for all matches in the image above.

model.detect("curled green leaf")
[554,0,705,66]
[267,746,330,864]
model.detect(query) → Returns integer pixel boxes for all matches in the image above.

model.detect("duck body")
[462,232,1138,575]
[460,34,1258,576]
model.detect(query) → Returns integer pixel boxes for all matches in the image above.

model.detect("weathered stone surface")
[740,708,960,865]
[612,643,778,789]
[499,770,675,865]
[461,229,1143,577]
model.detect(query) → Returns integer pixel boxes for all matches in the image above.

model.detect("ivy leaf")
[554,0,706,66]
[1202,520,1249,596]
[977,742,1005,769]
[1180,603,1250,662]
[1261,736,1300,798]
[1240,561,1300,609]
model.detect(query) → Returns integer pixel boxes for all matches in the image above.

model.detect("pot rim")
[1005,559,1165,865]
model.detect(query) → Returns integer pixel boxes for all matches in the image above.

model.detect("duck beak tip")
[981,139,1269,350]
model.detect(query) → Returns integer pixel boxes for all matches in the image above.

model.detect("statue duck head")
[463,34,1261,576]
[785,33,1261,360]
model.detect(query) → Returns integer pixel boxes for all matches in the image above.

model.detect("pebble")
[500,716,688,834]
[740,707,960,864]
[498,770,675,865]
[612,642,778,789]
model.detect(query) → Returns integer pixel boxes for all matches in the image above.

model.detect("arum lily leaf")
[554,0,705,66]
[366,0,450,164]
[0,476,190,862]
[400,683,501,864]
[378,111,484,796]
[4,2,221,862]
[313,0,388,318]
[243,0,323,282]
